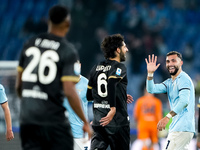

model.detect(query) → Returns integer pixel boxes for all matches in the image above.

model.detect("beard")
[120,51,126,62]
[167,66,179,75]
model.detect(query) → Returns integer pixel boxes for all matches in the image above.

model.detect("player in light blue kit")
[145,51,195,150]
[0,84,14,141]
[63,75,91,150]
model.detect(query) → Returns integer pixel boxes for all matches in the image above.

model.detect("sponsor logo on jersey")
[116,68,121,75]
[74,61,81,75]
[94,103,110,109]
[96,65,111,72]
[22,89,48,100]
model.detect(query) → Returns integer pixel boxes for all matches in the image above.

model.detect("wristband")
[148,73,154,77]
[166,113,172,119]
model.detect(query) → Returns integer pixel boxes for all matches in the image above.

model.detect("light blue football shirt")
[63,75,89,138]
[147,71,195,133]
[0,84,7,104]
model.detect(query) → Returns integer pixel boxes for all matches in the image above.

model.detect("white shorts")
[163,132,194,150]
[74,138,91,150]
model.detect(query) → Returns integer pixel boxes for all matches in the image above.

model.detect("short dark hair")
[49,5,69,24]
[166,51,182,60]
[101,34,124,59]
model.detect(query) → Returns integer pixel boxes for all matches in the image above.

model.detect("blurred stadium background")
[0,0,200,149]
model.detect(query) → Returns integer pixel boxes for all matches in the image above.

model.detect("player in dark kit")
[87,34,132,150]
[15,5,92,150]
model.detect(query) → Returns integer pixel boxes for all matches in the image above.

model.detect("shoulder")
[112,61,126,69]
[110,61,126,74]
[178,71,193,84]
[0,84,5,90]
[80,75,89,83]
[136,96,145,103]
[60,42,78,57]
[23,33,47,47]
[180,71,192,80]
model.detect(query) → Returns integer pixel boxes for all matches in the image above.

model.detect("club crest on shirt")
[116,68,122,76]
[74,61,81,75]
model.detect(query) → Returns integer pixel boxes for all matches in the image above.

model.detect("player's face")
[166,54,183,75]
[120,41,128,62]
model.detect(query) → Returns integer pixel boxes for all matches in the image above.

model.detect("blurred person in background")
[63,73,91,150]
[87,34,133,150]
[145,51,195,150]
[0,85,14,141]
[133,86,162,150]
[15,5,92,150]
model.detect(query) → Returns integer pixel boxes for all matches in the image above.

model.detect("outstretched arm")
[1,102,14,141]
[145,54,166,94]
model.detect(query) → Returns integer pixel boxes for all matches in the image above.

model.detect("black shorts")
[90,125,130,150]
[20,124,73,150]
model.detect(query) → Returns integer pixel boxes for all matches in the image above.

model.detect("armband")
[148,73,154,77]
[166,113,172,119]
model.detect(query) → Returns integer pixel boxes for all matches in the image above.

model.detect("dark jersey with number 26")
[18,33,80,125]
[88,59,129,127]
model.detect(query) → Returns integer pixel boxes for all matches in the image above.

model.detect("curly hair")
[101,34,124,59]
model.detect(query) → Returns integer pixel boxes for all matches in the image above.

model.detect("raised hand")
[145,54,160,73]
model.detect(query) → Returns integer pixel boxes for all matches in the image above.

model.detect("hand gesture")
[145,54,160,73]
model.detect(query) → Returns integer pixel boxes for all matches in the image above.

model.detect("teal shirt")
[0,84,7,104]
[147,71,195,133]
[63,75,89,138]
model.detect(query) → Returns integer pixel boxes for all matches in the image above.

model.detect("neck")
[48,25,67,37]
[109,57,120,62]
[171,69,182,80]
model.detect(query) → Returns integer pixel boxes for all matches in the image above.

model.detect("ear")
[116,48,121,54]
[64,20,70,28]
[181,60,183,66]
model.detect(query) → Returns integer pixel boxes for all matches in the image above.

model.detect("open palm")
[145,54,160,73]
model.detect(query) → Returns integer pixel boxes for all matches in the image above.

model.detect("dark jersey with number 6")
[18,33,80,125]
[88,59,129,127]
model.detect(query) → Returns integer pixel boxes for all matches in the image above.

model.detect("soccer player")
[0,84,14,141]
[87,34,132,150]
[145,51,195,150]
[134,88,162,150]
[197,102,200,148]
[63,74,91,150]
[15,5,92,150]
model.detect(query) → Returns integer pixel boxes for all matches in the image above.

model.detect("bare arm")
[1,102,14,141]
[15,71,22,98]
[63,81,93,139]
